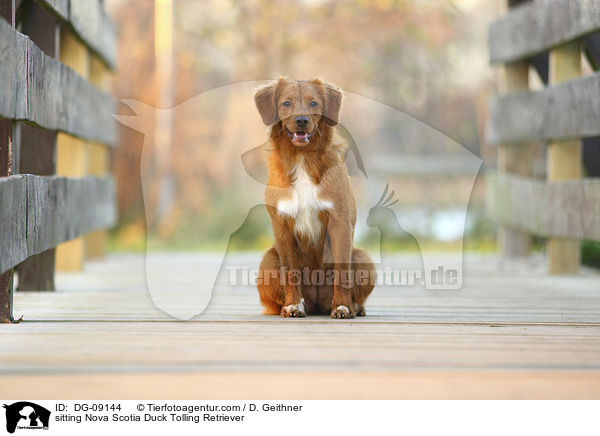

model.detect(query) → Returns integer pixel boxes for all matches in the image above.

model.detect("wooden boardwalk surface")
[1,253,600,399]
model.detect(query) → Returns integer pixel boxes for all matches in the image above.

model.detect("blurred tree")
[107,0,495,249]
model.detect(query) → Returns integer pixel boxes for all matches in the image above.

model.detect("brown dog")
[255,77,375,319]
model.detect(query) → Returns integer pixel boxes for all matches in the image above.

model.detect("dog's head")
[254,77,342,146]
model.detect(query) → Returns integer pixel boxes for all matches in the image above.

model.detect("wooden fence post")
[497,63,531,257]
[85,54,112,259]
[1,0,15,322]
[15,125,56,291]
[0,120,13,322]
[496,0,532,259]
[547,40,582,274]
[15,1,58,291]
[55,27,89,271]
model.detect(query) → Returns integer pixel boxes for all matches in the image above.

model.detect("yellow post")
[153,0,174,234]
[497,60,532,258]
[55,29,89,271]
[547,40,582,274]
[85,54,112,259]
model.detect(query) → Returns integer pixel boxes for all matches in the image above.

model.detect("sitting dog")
[255,77,375,319]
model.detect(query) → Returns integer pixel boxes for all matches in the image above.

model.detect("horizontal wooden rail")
[368,154,479,176]
[487,72,600,145]
[33,0,68,19]
[34,0,116,69]
[489,0,600,64]
[0,19,116,145]
[486,171,600,241]
[0,174,116,274]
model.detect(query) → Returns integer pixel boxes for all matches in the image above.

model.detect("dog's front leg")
[273,217,306,318]
[328,214,355,319]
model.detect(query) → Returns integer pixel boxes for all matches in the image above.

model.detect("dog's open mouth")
[286,127,312,144]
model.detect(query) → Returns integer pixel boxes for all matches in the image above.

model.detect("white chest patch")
[276,159,333,242]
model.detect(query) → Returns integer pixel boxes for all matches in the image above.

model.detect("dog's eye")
[282,101,291,107]
[310,101,318,107]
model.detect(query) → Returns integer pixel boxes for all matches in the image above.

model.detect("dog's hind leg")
[257,246,285,315]
[351,248,376,316]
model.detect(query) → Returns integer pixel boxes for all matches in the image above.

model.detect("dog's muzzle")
[286,127,312,143]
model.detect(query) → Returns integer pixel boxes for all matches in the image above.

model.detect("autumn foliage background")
[106,0,498,252]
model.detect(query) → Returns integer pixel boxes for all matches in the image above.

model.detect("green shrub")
[582,240,600,269]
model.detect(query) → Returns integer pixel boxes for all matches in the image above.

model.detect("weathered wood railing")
[487,0,600,274]
[0,0,117,322]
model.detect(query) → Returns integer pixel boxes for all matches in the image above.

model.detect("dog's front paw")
[331,305,355,319]
[281,299,306,318]
[353,303,366,317]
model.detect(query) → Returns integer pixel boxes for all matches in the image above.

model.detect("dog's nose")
[295,116,309,129]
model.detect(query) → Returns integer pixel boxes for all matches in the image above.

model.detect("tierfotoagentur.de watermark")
[227,266,459,288]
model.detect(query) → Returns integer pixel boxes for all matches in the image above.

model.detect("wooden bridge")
[487,0,600,271]
[0,0,116,323]
[1,0,600,399]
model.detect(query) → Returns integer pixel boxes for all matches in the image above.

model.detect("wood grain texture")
[489,0,600,64]
[68,0,116,69]
[14,1,60,287]
[16,249,55,291]
[34,0,115,68]
[0,118,13,177]
[11,252,600,323]
[487,171,600,241]
[488,72,600,145]
[15,123,57,291]
[0,19,116,145]
[0,18,25,121]
[85,54,111,259]
[17,123,56,175]
[547,40,582,274]
[5,253,600,398]
[0,271,11,323]
[26,176,117,256]
[0,116,15,322]
[2,371,600,400]
[0,175,116,274]
[0,175,28,273]
[497,59,531,258]
[54,133,84,271]
[55,27,89,272]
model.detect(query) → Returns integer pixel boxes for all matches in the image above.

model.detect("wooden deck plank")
[2,253,600,398]
[11,253,600,323]
[2,321,599,372]
[2,371,600,400]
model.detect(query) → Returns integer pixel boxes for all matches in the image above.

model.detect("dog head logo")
[3,402,50,433]
[114,80,482,319]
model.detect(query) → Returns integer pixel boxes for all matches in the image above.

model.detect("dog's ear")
[323,82,342,126]
[254,81,279,125]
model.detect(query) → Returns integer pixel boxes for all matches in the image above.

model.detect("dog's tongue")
[293,132,309,142]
